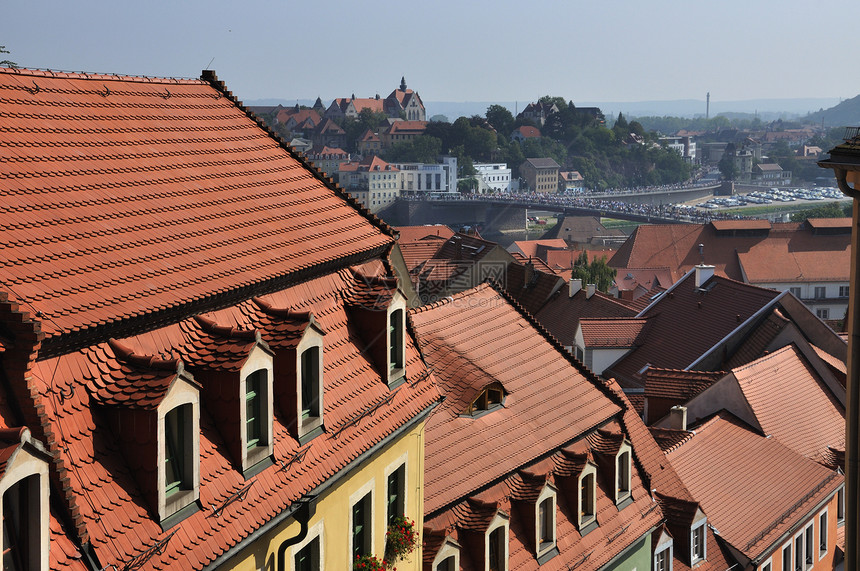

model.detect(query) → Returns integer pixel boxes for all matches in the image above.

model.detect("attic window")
[615,441,632,505]
[577,463,597,531]
[465,383,505,416]
[535,485,558,562]
[295,321,325,442]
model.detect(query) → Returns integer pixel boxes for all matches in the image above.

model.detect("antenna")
[706,92,710,120]
[205,57,215,70]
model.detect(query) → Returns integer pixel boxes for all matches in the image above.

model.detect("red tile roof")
[579,318,650,348]
[610,220,850,285]
[605,273,781,384]
[0,67,393,344]
[644,368,723,401]
[413,285,663,569]
[536,291,637,348]
[666,412,842,560]
[0,67,437,570]
[395,224,455,243]
[512,126,541,138]
[730,344,845,464]
[508,239,568,259]
[410,284,621,515]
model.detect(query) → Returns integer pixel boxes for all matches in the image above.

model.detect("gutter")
[202,399,439,570]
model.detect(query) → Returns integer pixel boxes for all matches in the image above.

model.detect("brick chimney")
[569,278,582,298]
[669,405,687,431]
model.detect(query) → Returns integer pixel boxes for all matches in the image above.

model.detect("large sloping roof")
[0,67,392,344]
[410,284,621,515]
[537,290,637,347]
[609,220,850,285]
[666,412,841,560]
[606,273,781,383]
[731,344,845,464]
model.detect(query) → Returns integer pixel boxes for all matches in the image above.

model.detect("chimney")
[569,278,582,298]
[524,260,535,288]
[586,284,596,299]
[694,264,715,288]
[669,406,687,431]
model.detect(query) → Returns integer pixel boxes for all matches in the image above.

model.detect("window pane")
[389,309,403,370]
[295,537,319,571]
[246,370,264,448]
[301,347,319,418]
[165,405,187,494]
[352,493,371,558]
[387,465,405,525]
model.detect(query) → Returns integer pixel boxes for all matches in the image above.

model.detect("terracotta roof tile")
[666,411,842,559]
[579,317,649,348]
[731,344,845,463]
[0,67,393,341]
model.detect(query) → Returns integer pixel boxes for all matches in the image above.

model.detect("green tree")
[0,45,16,68]
[571,251,616,292]
[718,143,738,180]
[485,104,514,136]
[383,135,442,163]
[790,202,852,222]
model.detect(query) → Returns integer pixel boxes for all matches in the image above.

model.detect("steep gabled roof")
[606,272,781,384]
[666,412,841,561]
[394,224,455,244]
[731,344,845,464]
[0,67,392,346]
[536,289,637,347]
[410,284,621,515]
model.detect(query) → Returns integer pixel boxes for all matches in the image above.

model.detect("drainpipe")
[277,498,315,571]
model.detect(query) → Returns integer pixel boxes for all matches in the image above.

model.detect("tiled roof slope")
[666,411,842,560]
[410,284,621,515]
[536,289,637,347]
[395,224,454,243]
[731,344,845,464]
[599,379,733,571]
[606,273,781,384]
[579,318,649,348]
[0,67,392,343]
[31,265,439,570]
[609,220,850,285]
[503,261,565,316]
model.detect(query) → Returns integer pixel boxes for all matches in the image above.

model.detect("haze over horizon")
[4,0,859,108]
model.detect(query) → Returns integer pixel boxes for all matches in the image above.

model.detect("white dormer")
[0,428,51,571]
[485,512,509,571]
[296,318,325,441]
[577,462,598,532]
[615,439,633,505]
[535,483,558,563]
[690,508,707,564]
[158,374,201,522]
[240,344,274,471]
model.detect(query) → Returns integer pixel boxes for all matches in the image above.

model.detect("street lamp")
[819,127,860,570]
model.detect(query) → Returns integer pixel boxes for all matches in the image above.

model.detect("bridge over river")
[386,182,731,232]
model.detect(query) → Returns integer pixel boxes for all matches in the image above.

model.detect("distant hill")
[244,97,843,123]
[804,94,860,128]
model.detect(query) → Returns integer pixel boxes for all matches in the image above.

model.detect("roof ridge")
[0,66,205,84]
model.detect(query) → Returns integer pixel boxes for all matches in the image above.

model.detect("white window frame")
[384,452,409,526]
[837,487,845,525]
[485,512,509,571]
[0,429,50,571]
[690,509,707,564]
[535,484,557,558]
[290,519,325,571]
[761,557,772,571]
[157,376,200,521]
[577,463,597,529]
[653,530,673,571]
[349,479,375,568]
[387,293,407,384]
[818,507,828,561]
[615,440,632,504]
[431,537,461,571]
[803,521,814,569]
[296,321,325,439]
[240,345,274,470]
[782,541,792,571]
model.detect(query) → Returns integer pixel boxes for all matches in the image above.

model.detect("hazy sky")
[3,0,859,106]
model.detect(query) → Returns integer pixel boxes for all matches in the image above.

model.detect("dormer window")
[239,346,274,472]
[535,485,558,563]
[160,395,199,520]
[0,428,50,571]
[577,463,597,532]
[654,528,673,571]
[615,440,632,504]
[485,513,509,571]
[465,383,505,416]
[245,370,264,449]
[431,537,461,571]
[689,508,707,564]
[295,320,325,442]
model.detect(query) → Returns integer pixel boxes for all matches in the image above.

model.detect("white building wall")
[474,163,511,193]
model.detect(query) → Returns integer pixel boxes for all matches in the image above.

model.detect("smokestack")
[669,406,687,431]
[569,278,582,298]
[706,92,710,120]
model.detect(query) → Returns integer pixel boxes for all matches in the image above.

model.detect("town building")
[609,219,852,320]
[338,156,401,213]
[380,120,429,149]
[325,78,426,122]
[752,162,792,185]
[558,170,585,193]
[517,101,559,126]
[657,136,697,163]
[473,163,512,193]
[392,157,458,196]
[520,158,560,193]
[510,125,541,143]
[411,284,663,571]
[306,145,350,180]
[0,66,440,570]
